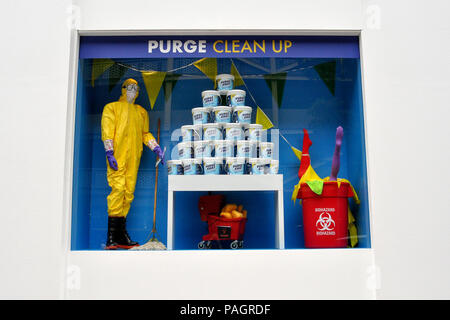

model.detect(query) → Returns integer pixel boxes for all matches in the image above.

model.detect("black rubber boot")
[105,217,139,249]
[105,217,122,250]
[120,217,139,248]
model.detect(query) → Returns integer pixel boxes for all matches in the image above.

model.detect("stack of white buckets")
[167,74,279,176]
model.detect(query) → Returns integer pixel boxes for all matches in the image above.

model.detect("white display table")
[167,174,285,250]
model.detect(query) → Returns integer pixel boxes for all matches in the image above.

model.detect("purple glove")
[330,126,343,181]
[153,145,165,165]
[106,150,118,171]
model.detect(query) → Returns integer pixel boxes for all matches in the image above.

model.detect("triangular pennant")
[163,73,182,103]
[91,59,115,87]
[291,146,303,162]
[264,72,287,108]
[230,61,245,87]
[348,207,358,247]
[255,106,274,130]
[314,60,336,95]
[108,63,128,92]
[193,58,217,85]
[141,71,166,110]
[306,179,324,195]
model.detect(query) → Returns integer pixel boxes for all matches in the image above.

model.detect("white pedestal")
[167,174,285,250]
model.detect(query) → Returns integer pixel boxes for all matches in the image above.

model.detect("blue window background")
[72,44,370,250]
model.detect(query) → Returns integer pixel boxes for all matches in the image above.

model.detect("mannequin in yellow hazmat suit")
[101,78,165,250]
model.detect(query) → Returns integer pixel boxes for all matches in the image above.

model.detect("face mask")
[126,89,137,103]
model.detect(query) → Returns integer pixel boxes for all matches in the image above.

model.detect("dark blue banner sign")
[80,36,359,59]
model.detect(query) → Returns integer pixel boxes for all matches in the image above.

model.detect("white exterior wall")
[0,0,449,299]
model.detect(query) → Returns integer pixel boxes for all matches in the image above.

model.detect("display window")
[71,35,370,250]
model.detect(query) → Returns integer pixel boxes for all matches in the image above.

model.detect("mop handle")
[152,118,161,234]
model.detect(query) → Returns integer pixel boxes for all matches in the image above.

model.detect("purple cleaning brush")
[330,126,343,181]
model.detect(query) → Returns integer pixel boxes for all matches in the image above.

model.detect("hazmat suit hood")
[119,78,140,103]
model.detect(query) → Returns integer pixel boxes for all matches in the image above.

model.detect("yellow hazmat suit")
[101,79,156,218]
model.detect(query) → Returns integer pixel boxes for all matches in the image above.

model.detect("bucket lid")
[201,90,220,97]
[260,142,274,147]
[178,141,193,147]
[192,107,209,112]
[247,124,263,129]
[233,106,252,111]
[216,74,235,81]
[182,158,201,164]
[167,159,182,164]
[226,157,246,164]
[227,89,246,95]
[203,123,221,129]
[214,139,234,146]
[203,157,223,163]
[224,122,243,128]
[213,106,232,111]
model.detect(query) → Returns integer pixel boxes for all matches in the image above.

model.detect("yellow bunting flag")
[255,106,274,130]
[230,61,244,87]
[91,59,115,87]
[141,71,166,110]
[348,207,358,247]
[193,58,217,85]
[291,146,303,162]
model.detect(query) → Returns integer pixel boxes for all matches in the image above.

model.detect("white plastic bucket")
[201,90,221,107]
[225,157,246,175]
[193,140,214,158]
[214,140,234,158]
[181,125,194,142]
[227,89,246,107]
[269,159,279,174]
[245,124,263,141]
[232,106,252,124]
[236,140,258,158]
[203,157,223,175]
[177,141,193,159]
[259,142,274,159]
[249,158,270,175]
[192,107,211,125]
[182,158,203,175]
[216,74,235,91]
[212,106,232,123]
[223,123,244,141]
[202,123,222,140]
[192,124,203,141]
[236,140,250,158]
[167,160,183,175]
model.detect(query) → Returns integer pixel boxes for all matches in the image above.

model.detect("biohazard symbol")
[316,212,335,231]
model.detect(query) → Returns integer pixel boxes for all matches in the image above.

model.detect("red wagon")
[197,195,247,249]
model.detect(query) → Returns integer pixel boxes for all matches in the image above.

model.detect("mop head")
[130,238,167,251]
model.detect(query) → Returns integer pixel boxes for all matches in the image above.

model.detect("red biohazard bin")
[298,182,354,248]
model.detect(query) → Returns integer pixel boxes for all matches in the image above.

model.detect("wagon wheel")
[198,241,206,249]
[230,240,239,249]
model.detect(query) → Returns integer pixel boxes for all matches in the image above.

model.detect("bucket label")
[204,128,222,140]
[217,226,231,239]
[203,95,219,107]
[315,208,336,236]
